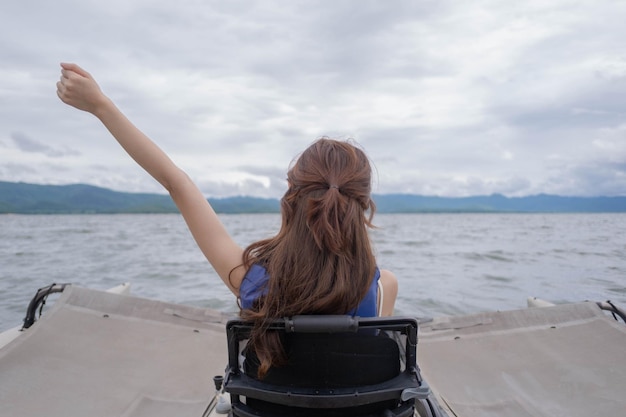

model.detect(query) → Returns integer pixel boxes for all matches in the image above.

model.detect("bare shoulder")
[380,269,398,288]
[379,269,398,316]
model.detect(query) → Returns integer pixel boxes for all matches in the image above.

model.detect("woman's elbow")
[161,168,191,193]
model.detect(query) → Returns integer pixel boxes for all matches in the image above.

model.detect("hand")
[56,63,109,115]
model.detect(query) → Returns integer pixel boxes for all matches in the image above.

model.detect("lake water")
[1,213,625,331]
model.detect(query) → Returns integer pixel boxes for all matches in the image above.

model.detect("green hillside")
[1,181,625,214]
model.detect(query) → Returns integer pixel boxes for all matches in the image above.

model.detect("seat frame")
[223,315,432,417]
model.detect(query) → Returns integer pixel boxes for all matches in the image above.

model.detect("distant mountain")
[373,193,626,213]
[0,181,278,214]
[1,181,625,214]
[0,182,177,214]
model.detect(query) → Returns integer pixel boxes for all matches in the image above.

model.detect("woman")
[56,63,398,377]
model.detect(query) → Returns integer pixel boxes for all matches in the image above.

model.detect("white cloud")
[0,0,625,197]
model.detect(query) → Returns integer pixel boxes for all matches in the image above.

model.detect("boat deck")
[418,301,626,417]
[0,286,229,417]
[1,286,625,416]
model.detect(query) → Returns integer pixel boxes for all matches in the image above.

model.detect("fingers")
[55,86,64,102]
[56,78,66,92]
[56,67,79,105]
[58,66,76,97]
[56,63,105,113]
[60,62,91,79]
[57,69,70,97]
[60,70,72,85]
[56,78,69,104]
[56,64,85,101]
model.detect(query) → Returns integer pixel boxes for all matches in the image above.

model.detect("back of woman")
[56,64,398,380]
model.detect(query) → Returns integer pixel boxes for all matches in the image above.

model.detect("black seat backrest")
[224,316,430,417]
[245,331,400,388]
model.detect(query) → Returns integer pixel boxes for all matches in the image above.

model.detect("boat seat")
[223,315,433,417]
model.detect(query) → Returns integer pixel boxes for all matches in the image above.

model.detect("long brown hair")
[239,138,377,378]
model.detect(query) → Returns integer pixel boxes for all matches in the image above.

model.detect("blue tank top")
[240,264,380,317]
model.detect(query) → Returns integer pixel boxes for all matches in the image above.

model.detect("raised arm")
[56,63,245,295]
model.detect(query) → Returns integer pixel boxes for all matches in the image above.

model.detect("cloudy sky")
[1,0,625,198]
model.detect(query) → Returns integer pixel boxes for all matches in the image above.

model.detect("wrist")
[92,96,115,119]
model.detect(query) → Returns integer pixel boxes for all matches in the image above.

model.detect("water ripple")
[1,213,625,330]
